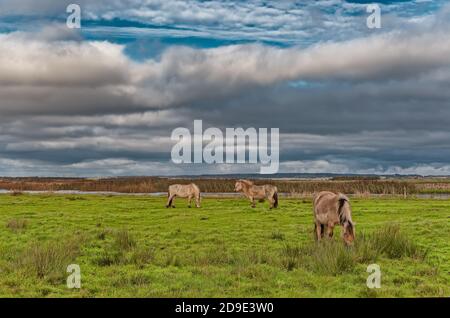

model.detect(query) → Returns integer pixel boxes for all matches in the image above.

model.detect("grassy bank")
[0,194,448,297]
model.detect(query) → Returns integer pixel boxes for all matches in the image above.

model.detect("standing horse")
[234,179,278,209]
[166,183,201,208]
[313,191,355,245]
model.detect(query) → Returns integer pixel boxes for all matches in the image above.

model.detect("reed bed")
[0,177,420,195]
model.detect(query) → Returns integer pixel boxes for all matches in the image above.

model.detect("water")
[0,189,240,197]
[0,189,449,199]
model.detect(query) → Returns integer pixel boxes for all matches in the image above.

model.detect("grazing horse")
[166,183,201,208]
[234,179,278,209]
[313,191,355,245]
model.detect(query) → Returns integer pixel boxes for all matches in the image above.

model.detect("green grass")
[0,194,448,297]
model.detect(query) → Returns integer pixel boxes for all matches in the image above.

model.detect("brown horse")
[234,179,278,209]
[166,183,201,208]
[313,191,355,245]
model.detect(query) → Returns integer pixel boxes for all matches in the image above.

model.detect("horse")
[234,179,278,209]
[313,191,355,245]
[166,183,201,208]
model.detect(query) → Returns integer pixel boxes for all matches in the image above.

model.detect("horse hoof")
[172,206,176,208]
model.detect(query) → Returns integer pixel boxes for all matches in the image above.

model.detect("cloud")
[1,2,450,176]
[1,23,450,116]
[0,32,131,87]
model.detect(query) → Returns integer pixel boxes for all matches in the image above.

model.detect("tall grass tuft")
[270,230,285,241]
[113,228,136,251]
[280,224,426,275]
[280,244,303,271]
[131,247,155,268]
[94,229,143,266]
[18,236,84,281]
[364,224,427,259]
[281,242,356,275]
[6,218,28,232]
[309,241,355,275]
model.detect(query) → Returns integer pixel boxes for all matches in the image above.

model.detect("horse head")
[343,220,356,245]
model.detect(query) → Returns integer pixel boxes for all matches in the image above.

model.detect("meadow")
[0,193,448,297]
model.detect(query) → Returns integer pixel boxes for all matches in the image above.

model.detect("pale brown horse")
[166,183,201,208]
[234,179,278,209]
[313,191,355,245]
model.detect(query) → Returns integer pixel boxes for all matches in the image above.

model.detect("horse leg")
[166,194,174,208]
[320,224,325,239]
[195,195,201,208]
[187,195,192,208]
[326,225,334,239]
[250,197,256,208]
[315,222,323,241]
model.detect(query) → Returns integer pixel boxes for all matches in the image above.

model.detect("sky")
[1,0,450,176]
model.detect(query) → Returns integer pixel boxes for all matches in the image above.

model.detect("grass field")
[0,194,448,297]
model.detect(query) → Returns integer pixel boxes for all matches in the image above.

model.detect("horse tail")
[338,193,349,208]
[192,183,200,198]
[337,193,349,223]
[273,191,278,208]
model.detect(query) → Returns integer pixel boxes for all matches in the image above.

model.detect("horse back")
[313,191,340,224]
[168,184,196,197]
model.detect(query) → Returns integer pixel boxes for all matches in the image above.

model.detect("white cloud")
[2,26,450,117]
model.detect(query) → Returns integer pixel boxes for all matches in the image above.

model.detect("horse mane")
[337,193,350,225]
[238,179,254,186]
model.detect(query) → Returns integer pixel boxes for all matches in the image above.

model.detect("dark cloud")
[1,2,450,176]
